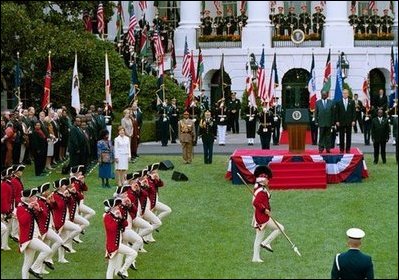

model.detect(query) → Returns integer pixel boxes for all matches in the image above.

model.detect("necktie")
[379,118,382,124]
[323,100,326,109]
[344,99,347,110]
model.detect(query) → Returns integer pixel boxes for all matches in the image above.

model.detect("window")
[155,1,180,28]
[284,1,311,14]
[222,1,237,16]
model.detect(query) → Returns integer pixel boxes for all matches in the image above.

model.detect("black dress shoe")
[44,261,55,270]
[61,245,71,253]
[29,268,43,279]
[10,236,19,243]
[260,243,274,253]
[117,271,128,279]
[130,263,137,270]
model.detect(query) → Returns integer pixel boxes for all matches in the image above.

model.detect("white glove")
[192,118,197,123]
[263,108,267,113]
[274,117,278,121]
[220,118,225,122]
[249,117,254,121]
[312,117,315,121]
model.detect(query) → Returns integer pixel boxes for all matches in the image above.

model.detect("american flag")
[214,1,221,12]
[257,48,267,103]
[128,2,138,45]
[390,45,396,88]
[182,36,190,78]
[97,4,104,36]
[240,1,247,11]
[139,1,147,11]
[153,31,164,58]
[368,1,375,10]
[83,10,92,32]
[362,53,370,111]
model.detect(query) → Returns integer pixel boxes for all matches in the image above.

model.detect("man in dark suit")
[371,109,390,164]
[374,89,388,116]
[335,89,356,153]
[331,228,374,279]
[315,91,334,153]
[199,110,216,164]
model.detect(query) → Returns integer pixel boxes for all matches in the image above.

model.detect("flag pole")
[48,50,51,108]
[16,51,21,111]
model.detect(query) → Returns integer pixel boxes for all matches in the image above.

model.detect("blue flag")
[128,62,140,102]
[334,55,343,103]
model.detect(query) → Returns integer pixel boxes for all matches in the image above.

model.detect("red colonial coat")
[67,192,79,222]
[11,176,24,207]
[252,185,271,227]
[103,212,128,259]
[50,192,68,231]
[138,189,149,215]
[71,180,86,203]
[35,196,52,236]
[147,177,164,209]
[1,179,13,214]
[16,203,35,251]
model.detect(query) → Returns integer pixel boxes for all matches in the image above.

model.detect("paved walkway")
[140,120,396,155]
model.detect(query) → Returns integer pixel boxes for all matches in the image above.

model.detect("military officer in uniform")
[358,8,370,34]
[237,8,248,35]
[157,99,170,147]
[348,7,360,34]
[199,110,217,164]
[227,92,241,134]
[312,5,325,36]
[272,6,286,36]
[168,98,180,143]
[286,6,298,35]
[381,9,393,34]
[202,10,213,36]
[224,7,237,35]
[353,94,364,133]
[178,111,195,164]
[271,100,282,145]
[216,98,228,145]
[214,10,225,35]
[245,103,258,146]
[299,4,311,35]
[369,8,381,34]
[331,228,374,279]
[257,104,274,149]
[252,165,284,263]
[199,89,210,111]
[362,105,372,145]
[189,98,202,145]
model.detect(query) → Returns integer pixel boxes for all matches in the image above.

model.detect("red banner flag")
[41,52,51,110]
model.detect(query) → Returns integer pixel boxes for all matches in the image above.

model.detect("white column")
[242,1,272,49]
[393,1,398,43]
[146,1,156,30]
[174,1,201,51]
[324,1,353,48]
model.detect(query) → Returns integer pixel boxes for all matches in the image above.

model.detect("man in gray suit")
[315,91,334,153]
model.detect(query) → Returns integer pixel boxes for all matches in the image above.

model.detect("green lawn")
[1,154,398,279]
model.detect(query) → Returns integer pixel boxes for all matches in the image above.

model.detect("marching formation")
[1,161,171,279]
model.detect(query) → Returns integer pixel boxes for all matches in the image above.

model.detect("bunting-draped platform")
[225,148,368,189]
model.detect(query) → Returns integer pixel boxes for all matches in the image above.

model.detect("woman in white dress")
[114,126,131,186]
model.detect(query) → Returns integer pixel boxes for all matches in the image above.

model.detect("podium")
[285,109,309,153]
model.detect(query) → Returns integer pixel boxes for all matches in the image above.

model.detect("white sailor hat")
[346,228,365,239]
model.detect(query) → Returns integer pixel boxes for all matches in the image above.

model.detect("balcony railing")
[353,33,396,47]
[197,29,242,49]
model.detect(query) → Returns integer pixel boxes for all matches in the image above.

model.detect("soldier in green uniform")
[214,10,225,35]
[286,6,298,35]
[237,8,248,35]
[348,7,360,33]
[201,10,212,36]
[299,4,311,35]
[312,5,325,36]
[272,6,286,36]
[369,8,381,34]
[358,8,370,34]
[224,7,237,35]
[331,228,374,279]
[380,8,393,34]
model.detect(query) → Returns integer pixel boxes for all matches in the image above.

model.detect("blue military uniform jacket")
[331,249,374,279]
